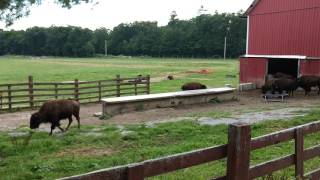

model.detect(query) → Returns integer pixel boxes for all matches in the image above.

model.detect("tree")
[0,0,94,26]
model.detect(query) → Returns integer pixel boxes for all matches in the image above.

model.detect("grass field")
[0,56,238,93]
[0,108,320,179]
[1,56,320,179]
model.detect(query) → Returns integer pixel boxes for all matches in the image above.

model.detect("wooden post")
[0,91,2,110]
[98,81,102,101]
[8,85,12,110]
[146,75,150,94]
[54,84,58,99]
[128,163,144,180]
[74,79,79,101]
[28,76,34,108]
[134,76,138,95]
[226,123,251,180]
[295,128,304,178]
[116,75,121,97]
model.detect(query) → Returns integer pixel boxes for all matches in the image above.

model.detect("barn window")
[267,58,299,78]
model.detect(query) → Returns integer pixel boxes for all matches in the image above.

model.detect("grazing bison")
[272,78,298,96]
[297,75,320,95]
[30,99,80,135]
[181,82,207,91]
[261,80,276,94]
[167,75,174,80]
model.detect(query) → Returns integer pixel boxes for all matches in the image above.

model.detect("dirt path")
[0,90,320,131]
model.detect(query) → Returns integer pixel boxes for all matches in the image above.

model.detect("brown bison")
[272,78,298,96]
[167,75,174,80]
[297,75,320,95]
[261,79,276,94]
[181,82,207,91]
[30,99,80,135]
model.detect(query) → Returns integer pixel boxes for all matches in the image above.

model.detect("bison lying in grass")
[30,99,80,135]
[181,82,207,91]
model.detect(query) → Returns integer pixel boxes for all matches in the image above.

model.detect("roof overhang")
[241,54,307,59]
[242,0,260,17]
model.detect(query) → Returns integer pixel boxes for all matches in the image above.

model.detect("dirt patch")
[198,108,308,126]
[54,147,115,157]
[0,90,320,131]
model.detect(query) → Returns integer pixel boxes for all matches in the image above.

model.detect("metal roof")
[244,0,261,16]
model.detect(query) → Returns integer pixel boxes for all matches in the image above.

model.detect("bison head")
[201,85,207,89]
[30,112,41,129]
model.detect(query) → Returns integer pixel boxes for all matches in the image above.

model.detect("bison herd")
[262,73,320,96]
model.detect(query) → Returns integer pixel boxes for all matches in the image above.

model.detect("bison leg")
[57,124,64,132]
[66,116,73,131]
[50,124,56,135]
[75,115,80,129]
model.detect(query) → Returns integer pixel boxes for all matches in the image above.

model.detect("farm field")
[0,105,320,179]
[0,56,238,93]
[1,56,320,179]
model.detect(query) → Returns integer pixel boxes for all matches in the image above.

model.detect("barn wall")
[240,57,267,88]
[248,7,320,57]
[250,0,320,15]
[300,60,320,76]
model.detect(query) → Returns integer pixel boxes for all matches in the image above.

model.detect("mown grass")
[0,56,238,93]
[1,108,320,179]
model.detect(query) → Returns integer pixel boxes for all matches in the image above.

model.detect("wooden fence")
[0,75,150,111]
[61,121,320,180]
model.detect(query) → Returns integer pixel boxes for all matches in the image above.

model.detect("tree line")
[0,12,247,58]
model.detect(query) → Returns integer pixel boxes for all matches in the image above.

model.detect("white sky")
[1,0,253,30]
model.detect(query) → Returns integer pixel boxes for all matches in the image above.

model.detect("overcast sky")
[1,0,253,30]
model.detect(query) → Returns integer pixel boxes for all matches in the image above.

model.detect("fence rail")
[0,75,150,111]
[61,120,320,180]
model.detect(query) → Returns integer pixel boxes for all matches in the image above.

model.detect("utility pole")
[105,39,108,56]
[224,36,227,60]
[224,19,232,60]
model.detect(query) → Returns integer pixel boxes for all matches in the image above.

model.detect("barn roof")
[244,0,260,16]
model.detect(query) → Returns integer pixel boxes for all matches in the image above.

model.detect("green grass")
[0,56,239,93]
[1,108,320,179]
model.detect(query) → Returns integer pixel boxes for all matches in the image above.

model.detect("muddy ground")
[0,90,320,131]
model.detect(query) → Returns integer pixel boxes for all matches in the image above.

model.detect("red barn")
[240,0,320,87]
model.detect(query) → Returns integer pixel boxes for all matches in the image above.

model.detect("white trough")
[102,87,237,116]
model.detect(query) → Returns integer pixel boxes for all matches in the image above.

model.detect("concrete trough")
[101,87,237,116]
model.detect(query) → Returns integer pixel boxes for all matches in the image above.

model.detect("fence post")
[28,76,34,108]
[295,128,304,178]
[116,75,121,97]
[8,85,12,111]
[146,75,150,94]
[226,123,251,180]
[134,76,138,95]
[98,81,102,101]
[128,163,144,180]
[74,79,79,101]
[54,84,58,99]
[0,91,2,110]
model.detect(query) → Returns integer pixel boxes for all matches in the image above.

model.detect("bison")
[261,79,276,94]
[167,75,174,80]
[272,78,298,96]
[181,82,207,91]
[297,75,320,95]
[30,99,80,135]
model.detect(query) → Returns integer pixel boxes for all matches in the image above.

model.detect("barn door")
[240,57,267,88]
[299,60,320,76]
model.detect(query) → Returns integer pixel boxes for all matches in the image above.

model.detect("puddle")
[199,108,308,126]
